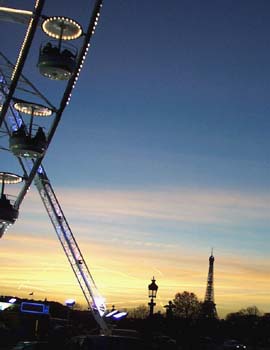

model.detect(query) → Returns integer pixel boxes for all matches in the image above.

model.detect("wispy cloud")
[1,185,270,317]
[42,186,270,227]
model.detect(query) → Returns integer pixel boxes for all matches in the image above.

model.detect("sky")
[1,0,270,318]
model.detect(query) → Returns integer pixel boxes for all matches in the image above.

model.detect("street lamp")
[148,276,158,317]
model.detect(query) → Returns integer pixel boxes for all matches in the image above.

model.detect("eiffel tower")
[201,249,218,319]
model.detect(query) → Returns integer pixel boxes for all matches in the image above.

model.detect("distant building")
[201,250,218,319]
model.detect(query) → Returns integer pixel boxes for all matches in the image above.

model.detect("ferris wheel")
[0,0,110,334]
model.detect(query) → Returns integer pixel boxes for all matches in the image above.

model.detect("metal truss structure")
[202,250,218,319]
[0,0,110,334]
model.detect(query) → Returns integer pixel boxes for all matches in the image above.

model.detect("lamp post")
[148,276,158,317]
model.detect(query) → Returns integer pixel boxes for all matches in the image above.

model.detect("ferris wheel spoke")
[0,0,45,128]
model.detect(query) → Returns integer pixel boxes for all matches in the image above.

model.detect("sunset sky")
[1,0,270,318]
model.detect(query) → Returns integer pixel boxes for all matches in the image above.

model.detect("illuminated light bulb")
[12,17,34,80]
[42,16,82,40]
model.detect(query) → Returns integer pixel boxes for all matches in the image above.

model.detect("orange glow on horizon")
[1,186,270,318]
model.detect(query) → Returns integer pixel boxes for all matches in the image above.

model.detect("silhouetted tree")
[128,304,148,319]
[240,306,262,317]
[226,305,262,321]
[173,291,202,319]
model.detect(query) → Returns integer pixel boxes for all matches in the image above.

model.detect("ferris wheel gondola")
[0,172,22,226]
[37,16,82,80]
[9,99,52,157]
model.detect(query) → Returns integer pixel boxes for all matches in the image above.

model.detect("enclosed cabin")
[0,172,23,234]
[37,17,82,80]
[9,100,52,158]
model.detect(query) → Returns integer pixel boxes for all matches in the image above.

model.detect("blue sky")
[1,0,270,317]
[47,0,270,190]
